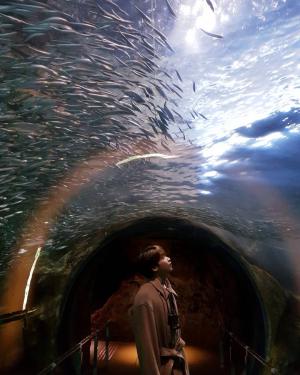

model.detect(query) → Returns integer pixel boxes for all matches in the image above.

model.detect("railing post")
[92,330,99,375]
[241,345,249,375]
[105,321,110,368]
[79,343,83,375]
[49,362,56,374]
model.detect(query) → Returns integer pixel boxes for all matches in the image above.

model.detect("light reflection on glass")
[202,170,221,178]
[199,189,212,195]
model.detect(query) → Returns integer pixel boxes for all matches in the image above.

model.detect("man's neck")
[158,275,168,285]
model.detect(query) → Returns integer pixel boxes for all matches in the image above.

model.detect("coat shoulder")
[134,282,156,306]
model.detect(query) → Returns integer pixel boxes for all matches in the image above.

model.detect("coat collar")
[150,277,178,299]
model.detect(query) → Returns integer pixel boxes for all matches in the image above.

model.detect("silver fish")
[200,28,223,39]
[206,0,215,12]
[165,0,177,18]
[135,6,152,24]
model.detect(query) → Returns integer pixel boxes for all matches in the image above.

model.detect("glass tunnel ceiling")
[0,0,300,300]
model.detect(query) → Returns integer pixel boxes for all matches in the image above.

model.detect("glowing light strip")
[116,153,178,166]
[22,246,41,310]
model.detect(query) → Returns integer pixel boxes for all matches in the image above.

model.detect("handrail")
[38,331,99,375]
[4,311,279,374]
[223,327,279,374]
[0,308,37,325]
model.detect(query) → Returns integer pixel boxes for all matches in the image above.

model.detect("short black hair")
[136,245,166,278]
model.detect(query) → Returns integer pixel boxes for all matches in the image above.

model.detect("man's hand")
[175,337,186,351]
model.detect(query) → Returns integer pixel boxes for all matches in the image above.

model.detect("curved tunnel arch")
[57,216,268,375]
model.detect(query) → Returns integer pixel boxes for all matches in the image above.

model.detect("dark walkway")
[92,341,229,375]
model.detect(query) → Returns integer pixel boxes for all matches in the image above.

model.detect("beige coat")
[129,278,189,375]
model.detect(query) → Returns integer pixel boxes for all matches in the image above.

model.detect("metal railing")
[0,309,37,325]
[1,310,279,374]
[38,321,111,375]
[0,311,111,375]
[221,327,279,374]
[38,331,97,375]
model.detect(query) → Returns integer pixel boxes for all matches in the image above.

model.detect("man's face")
[157,254,173,275]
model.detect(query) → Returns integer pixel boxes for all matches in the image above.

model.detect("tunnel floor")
[89,341,237,375]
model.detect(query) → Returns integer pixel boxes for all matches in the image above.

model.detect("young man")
[129,244,189,375]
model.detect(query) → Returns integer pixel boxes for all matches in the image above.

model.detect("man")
[129,244,189,375]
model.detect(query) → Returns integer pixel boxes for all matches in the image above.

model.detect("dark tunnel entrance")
[58,217,267,374]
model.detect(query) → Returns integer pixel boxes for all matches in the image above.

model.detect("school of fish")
[0,0,218,270]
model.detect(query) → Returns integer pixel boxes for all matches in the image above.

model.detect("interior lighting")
[22,246,41,310]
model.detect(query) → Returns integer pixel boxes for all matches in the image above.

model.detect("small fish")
[114,55,128,67]
[0,31,17,38]
[164,39,175,53]
[164,132,174,141]
[143,86,154,97]
[129,59,153,73]
[158,109,169,124]
[165,0,176,18]
[161,141,171,152]
[169,88,182,99]
[140,128,154,138]
[186,121,192,129]
[103,0,129,18]
[162,70,173,80]
[126,119,141,128]
[0,6,13,12]
[200,28,223,39]
[199,113,208,120]
[121,31,140,41]
[40,16,72,25]
[24,33,45,42]
[142,45,160,59]
[179,127,186,140]
[141,36,155,51]
[163,102,175,122]
[120,32,135,48]
[96,1,130,24]
[154,84,168,100]
[70,21,97,30]
[206,0,215,12]
[0,12,29,25]
[32,64,59,77]
[173,83,183,93]
[150,123,159,135]
[175,70,182,82]
[142,60,155,73]
[27,45,50,55]
[135,6,152,23]
[130,101,143,113]
[124,90,145,103]
[131,69,144,78]
[193,81,196,92]
[173,110,184,121]
[145,20,167,42]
